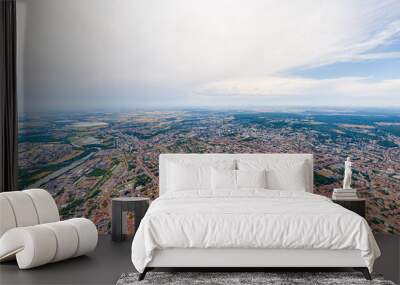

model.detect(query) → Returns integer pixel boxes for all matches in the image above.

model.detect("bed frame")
[140,248,370,280]
[139,154,371,280]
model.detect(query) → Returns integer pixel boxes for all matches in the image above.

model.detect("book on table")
[333,188,357,193]
[332,188,358,200]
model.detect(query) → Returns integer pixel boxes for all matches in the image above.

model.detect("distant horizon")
[18,105,400,118]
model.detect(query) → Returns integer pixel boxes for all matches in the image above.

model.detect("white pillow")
[238,159,307,191]
[211,168,236,191]
[166,159,236,192]
[167,162,210,191]
[236,169,267,189]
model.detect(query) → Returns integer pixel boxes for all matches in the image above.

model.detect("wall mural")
[17,0,400,234]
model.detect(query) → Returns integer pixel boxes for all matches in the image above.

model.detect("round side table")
[111,197,150,242]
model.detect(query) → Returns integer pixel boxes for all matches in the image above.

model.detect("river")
[30,152,95,188]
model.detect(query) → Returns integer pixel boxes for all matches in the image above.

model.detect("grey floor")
[1,234,399,285]
[0,235,134,285]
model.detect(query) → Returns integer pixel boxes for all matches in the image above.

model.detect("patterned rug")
[116,271,395,285]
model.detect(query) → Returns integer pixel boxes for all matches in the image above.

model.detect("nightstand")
[111,197,150,242]
[332,198,366,218]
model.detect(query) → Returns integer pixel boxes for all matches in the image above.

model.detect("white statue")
[343,157,352,189]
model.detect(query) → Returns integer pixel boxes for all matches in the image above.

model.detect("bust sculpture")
[343,157,352,189]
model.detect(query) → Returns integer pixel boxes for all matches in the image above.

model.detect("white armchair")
[0,189,98,269]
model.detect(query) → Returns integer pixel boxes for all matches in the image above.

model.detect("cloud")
[17,0,400,111]
[336,52,400,62]
[348,20,400,54]
[312,20,400,66]
[199,76,400,106]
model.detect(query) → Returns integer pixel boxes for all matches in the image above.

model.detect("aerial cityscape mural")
[17,0,400,234]
[18,108,400,234]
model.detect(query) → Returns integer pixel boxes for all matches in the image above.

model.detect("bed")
[131,154,380,280]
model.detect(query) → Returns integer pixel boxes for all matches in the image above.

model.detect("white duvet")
[131,190,380,273]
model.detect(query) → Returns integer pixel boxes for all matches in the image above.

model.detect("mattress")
[131,190,380,273]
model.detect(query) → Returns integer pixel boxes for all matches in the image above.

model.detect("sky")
[17,0,400,113]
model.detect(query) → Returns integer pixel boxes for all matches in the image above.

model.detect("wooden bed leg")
[354,267,371,280]
[138,268,148,281]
